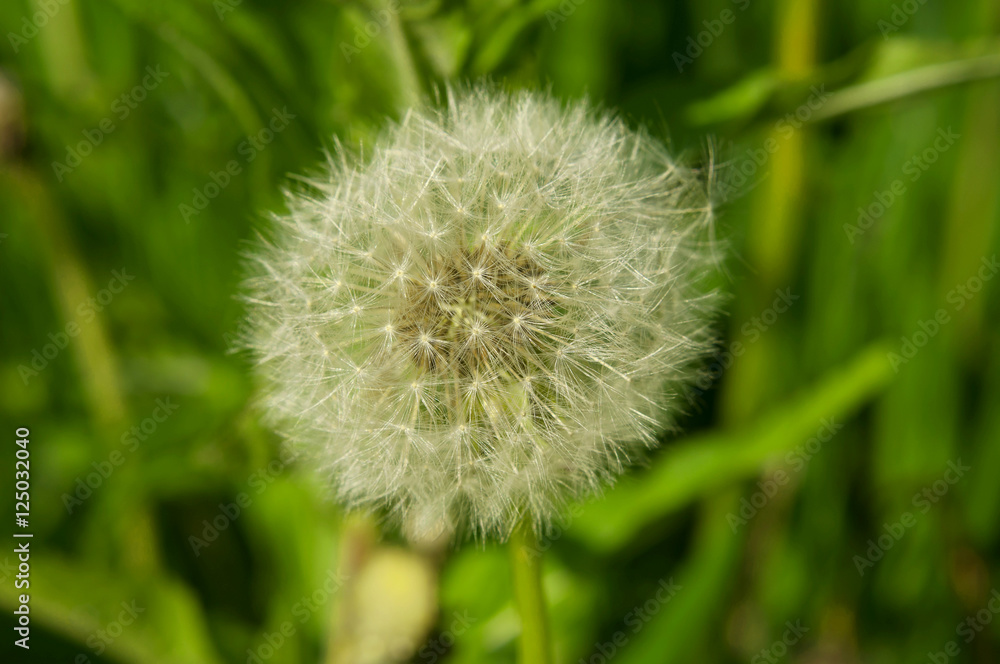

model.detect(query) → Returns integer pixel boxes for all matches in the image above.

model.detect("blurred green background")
[2,0,1000,662]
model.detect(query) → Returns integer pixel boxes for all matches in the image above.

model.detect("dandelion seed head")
[241,87,720,539]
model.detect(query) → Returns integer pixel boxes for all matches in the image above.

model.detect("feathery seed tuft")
[241,87,720,539]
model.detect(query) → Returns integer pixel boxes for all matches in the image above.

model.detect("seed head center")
[395,244,551,375]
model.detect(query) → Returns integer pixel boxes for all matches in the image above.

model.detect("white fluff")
[241,87,719,539]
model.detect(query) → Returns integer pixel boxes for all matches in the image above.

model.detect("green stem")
[510,520,552,664]
[368,0,422,111]
[810,52,1000,123]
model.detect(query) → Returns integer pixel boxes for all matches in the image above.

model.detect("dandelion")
[241,86,719,542]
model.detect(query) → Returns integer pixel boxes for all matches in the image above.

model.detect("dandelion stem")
[510,520,551,664]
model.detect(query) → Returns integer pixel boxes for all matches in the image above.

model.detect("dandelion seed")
[241,86,720,539]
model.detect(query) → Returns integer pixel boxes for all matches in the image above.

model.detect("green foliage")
[1,0,999,662]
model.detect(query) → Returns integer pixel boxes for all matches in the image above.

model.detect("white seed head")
[241,87,720,539]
